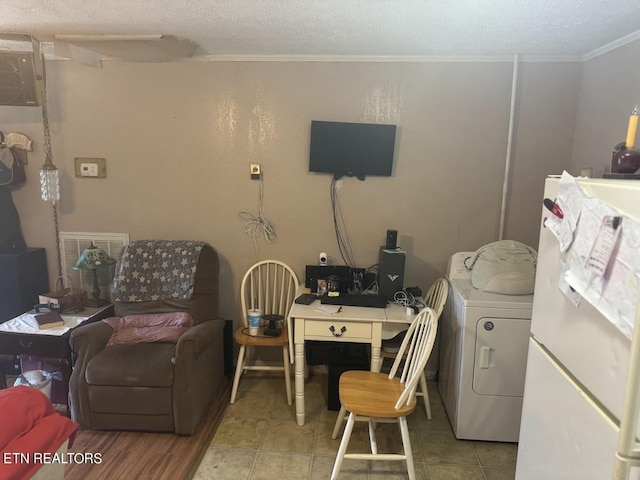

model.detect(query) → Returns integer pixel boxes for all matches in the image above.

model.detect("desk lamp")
[73,242,116,307]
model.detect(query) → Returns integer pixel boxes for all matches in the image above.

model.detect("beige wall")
[504,61,580,243]
[572,39,640,177]
[1,59,578,329]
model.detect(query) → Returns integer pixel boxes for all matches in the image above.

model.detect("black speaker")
[0,248,48,322]
[378,246,405,300]
[385,229,398,249]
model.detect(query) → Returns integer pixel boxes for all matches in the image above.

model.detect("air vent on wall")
[0,51,42,106]
[60,232,129,300]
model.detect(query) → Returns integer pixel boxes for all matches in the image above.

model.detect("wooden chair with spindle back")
[330,307,439,480]
[381,277,448,419]
[230,260,299,405]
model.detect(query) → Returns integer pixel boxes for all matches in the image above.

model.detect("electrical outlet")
[250,163,261,179]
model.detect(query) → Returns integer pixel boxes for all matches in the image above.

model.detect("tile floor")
[194,373,517,480]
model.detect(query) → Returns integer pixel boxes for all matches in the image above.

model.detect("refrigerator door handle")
[613,298,640,480]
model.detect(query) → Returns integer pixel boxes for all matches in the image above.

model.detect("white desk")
[287,297,415,426]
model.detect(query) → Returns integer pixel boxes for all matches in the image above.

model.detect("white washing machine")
[438,252,533,442]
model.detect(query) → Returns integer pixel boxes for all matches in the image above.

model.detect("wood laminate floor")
[64,379,231,480]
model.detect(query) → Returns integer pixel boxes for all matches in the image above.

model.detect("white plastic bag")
[13,370,59,400]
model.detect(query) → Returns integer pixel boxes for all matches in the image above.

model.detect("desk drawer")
[305,320,372,340]
[0,333,69,358]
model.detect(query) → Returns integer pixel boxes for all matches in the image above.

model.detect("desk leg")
[371,324,382,373]
[60,359,72,416]
[294,339,305,426]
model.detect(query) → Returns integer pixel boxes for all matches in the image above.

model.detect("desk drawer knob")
[329,325,347,337]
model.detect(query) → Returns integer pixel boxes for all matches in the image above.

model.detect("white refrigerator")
[516,175,640,480]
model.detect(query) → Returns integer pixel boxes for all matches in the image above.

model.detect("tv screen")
[309,120,396,179]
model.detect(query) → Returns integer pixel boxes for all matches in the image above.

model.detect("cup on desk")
[248,309,262,336]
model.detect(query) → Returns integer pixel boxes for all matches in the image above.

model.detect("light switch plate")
[74,157,107,178]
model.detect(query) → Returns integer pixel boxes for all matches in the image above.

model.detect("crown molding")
[6,36,638,64]
[582,29,640,62]
[191,54,581,63]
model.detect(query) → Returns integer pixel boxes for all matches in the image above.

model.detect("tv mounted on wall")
[0,51,41,107]
[309,120,397,180]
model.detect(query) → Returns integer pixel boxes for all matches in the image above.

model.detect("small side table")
[0,304,114,409]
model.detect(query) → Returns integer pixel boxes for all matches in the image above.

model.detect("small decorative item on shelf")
[73,242,117,307]
[38,276,87,313]
[611,104,640,174]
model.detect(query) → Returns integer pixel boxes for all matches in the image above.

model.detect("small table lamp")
[73,242,117,307]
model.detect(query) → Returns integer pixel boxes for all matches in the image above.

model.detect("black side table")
[0,304,114,410]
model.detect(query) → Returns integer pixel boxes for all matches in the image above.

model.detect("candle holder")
[611,142,640,174]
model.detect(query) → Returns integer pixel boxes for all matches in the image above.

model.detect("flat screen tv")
[309,120,396,180]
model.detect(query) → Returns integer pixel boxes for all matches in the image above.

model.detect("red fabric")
[104,312,194,346]
[0,386,78,480]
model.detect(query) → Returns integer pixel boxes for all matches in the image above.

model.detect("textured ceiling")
[1,0,640,58]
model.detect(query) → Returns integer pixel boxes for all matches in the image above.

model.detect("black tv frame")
[309,120,397,181]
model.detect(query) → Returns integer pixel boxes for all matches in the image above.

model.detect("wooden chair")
[330,307,438,480]
[381,277,448,419]
[230,260,299,405]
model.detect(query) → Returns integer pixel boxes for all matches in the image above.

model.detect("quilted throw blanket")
[111,240,206,302]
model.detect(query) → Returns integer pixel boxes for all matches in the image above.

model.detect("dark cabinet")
[0,248,49,322]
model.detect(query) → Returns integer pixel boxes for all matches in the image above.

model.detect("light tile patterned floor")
[194,373,517,480]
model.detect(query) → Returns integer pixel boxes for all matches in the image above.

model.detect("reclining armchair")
[69,240,226,435]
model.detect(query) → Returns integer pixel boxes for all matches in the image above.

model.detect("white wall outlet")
[250,163,261,179]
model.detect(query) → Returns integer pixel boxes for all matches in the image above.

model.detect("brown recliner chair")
[69,240,226,435]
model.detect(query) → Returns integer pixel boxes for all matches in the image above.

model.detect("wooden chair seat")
[234,326,289,347]
[381,349,402,360]
[339,370,417,418]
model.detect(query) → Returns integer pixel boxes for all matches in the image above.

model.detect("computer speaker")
[378,246,405,300]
